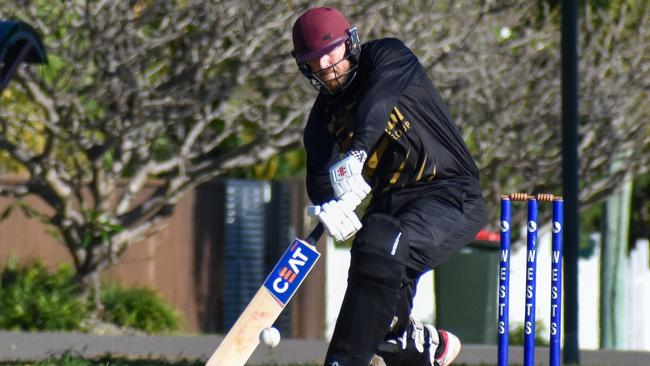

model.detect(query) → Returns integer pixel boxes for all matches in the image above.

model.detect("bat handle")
[305,222,324,246]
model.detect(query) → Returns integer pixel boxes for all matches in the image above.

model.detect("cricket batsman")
[293,6,487,366]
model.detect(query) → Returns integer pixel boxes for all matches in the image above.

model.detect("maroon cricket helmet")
[292,7,351,62]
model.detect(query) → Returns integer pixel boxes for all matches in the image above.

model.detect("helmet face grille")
[306,53,360,94]
[294,25,361,94]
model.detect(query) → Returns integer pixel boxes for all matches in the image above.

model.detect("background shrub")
[0,258,181,334]
[0,258,87,331]
[508,320,549,346]
[98,283,180,333]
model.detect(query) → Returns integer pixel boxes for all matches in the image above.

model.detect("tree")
[0,0,314,291]
[355,0,649,225]
[0,0,647,292]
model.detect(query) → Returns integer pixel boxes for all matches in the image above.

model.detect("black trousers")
[372,178,486,339]
[325,177,486,365]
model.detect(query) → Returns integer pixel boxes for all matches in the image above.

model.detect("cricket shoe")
[412,319,461,366]
[379,317,461,366]
[432,328,461,366]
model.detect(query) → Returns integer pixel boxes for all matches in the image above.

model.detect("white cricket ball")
[259,326,281,348]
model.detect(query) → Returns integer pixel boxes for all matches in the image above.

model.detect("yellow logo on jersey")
[385,107,411,141]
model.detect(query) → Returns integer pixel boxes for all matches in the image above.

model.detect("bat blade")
[206,238,321,366]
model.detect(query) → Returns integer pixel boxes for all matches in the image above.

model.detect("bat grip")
[305,222,324,246]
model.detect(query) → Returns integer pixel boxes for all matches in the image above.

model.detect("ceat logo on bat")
[263,239,320,306]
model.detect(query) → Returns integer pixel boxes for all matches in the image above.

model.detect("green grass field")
[0,359,496,366]
[0,355,322,366]
[0,355,499,366]
[0,354,580,366]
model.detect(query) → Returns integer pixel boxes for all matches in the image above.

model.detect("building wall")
[0,178,326,337]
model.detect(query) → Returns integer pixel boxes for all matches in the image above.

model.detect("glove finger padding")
[338,204,362,240]
[306,199,362,242]
[318,201,340,240]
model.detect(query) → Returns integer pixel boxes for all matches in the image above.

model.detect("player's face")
[307,43,351,92]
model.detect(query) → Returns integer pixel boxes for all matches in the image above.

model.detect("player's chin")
[323,76,347,92]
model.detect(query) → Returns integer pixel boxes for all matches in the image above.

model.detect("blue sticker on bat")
[263,239,320,306]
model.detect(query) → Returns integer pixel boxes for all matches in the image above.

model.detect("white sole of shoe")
[437,331,461,366]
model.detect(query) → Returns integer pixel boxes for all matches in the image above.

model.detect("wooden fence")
[0,178,326,338]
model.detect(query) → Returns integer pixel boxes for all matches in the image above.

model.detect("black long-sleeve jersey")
[303,38,479,205]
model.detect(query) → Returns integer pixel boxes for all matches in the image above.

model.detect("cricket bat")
[205,223,324,366]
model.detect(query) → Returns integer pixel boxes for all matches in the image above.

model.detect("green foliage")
[579,202,603,256]
[80,209,123,249]
[0,259,87,331]
[508,321,549,346]
[577,171,650,255]
[0,259,181,334]
[97,283,180,333]
[0,352,321,366]
[630,172,650,246]
[229,148,307,180]
[0,353,204,366]
[0,352,323,366]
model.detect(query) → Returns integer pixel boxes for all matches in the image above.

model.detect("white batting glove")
[306,199,362,242]
[329,153,371,208]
